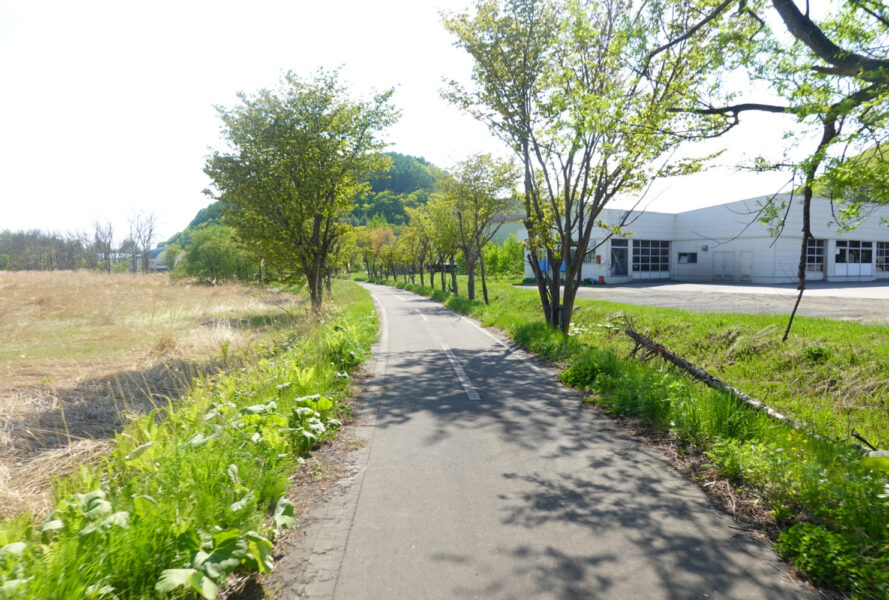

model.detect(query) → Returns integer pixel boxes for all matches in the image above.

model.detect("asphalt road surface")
[563,281,889,325]
[276,283,812,599]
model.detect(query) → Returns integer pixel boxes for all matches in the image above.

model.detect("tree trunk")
[449,254,458,295]
[547,254,561,327]
[307,275,323,311]
[465,256,476,300]
[783,119,837,341]
[479,244,490,305]
[526,247,552,324]
[561,280,578,334]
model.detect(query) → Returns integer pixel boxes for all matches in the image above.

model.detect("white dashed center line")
[441,343,480,401]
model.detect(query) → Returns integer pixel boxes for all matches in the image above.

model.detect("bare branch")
[671,102,792,116]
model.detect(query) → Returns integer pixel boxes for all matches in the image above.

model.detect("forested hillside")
[350,152,444,225]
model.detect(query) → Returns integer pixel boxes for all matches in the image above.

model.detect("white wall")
[518,195,889,284]
[673,195,889,283]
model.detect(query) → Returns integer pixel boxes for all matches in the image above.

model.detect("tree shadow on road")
[364,313,809,599]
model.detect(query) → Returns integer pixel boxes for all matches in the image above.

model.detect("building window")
[632,240,670,272]
[836,240,873,264]
[806,239,825,272]
[878,242,889,272]
[583,242,598,263]
[678,252,697,264]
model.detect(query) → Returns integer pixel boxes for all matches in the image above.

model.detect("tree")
[181,225,256,283]
[93,221,114,273]
[130,211,158,272]
[119,237,139,273]
[163,244,181,270]
[444,0,724,331]
[439,153,519,303]
[647,0,889,339]
[426,194,461,293]
[484,232,525,279]
[405,206,433,285]
[205,70,399,309]
[360,217,396,280]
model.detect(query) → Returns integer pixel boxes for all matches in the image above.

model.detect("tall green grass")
[383,277,889,599]
[0,281,377,599]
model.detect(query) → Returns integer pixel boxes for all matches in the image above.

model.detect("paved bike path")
[279,283,811,599]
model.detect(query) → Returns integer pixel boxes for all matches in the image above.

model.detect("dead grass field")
[0,270,306,518]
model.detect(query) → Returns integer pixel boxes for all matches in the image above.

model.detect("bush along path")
[0,282,377,600]
[377,278,889,600]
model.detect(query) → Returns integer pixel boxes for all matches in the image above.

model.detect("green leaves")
[39,490,113,535]
[158,528,276,597]
[155,569,219,600]
[79,491,111,520]
[205,69,400,309]
[274,497,296,529]
[0,544,26,561]
[229,492,255,514]
[244,532,275,574]
[199,530,243,579]
[861,450,889,476]
[79,511,130,537]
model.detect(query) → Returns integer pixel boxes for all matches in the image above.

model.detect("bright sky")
[1,0,798,243]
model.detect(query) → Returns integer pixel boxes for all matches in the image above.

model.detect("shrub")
[801,343,831,363]
[776,523,860,589]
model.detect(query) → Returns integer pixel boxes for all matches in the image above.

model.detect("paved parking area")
[528,281,889,325]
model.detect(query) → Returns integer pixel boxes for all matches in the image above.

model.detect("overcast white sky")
[1,0,798,243]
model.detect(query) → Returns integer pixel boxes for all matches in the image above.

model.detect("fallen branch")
[621,322,854,448]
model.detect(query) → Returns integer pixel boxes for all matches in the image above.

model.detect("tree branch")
[644,0,735,67]
[772,0,889,81]
[671,101,792,116]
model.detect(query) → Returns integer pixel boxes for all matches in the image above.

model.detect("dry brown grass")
[0,270,305,517]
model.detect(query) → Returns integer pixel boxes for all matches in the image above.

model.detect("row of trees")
[1,212,158,273]
[202,68,531,308]
[355,153,525,301]
[0,230,97,271]
[202,0,889,337]
[443,0,889,336]
[443,0,728,331]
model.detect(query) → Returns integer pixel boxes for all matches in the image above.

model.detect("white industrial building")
[521,194,889,284]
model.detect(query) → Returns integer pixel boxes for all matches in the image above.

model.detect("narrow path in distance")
[277,283,812,599]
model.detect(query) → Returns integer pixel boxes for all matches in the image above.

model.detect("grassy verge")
[0,280,377,599]
[378,277,889,599]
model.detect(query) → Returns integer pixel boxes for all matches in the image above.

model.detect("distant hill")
[351,152,445,225]
[169,152,445,246]
[164,203,225,247]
